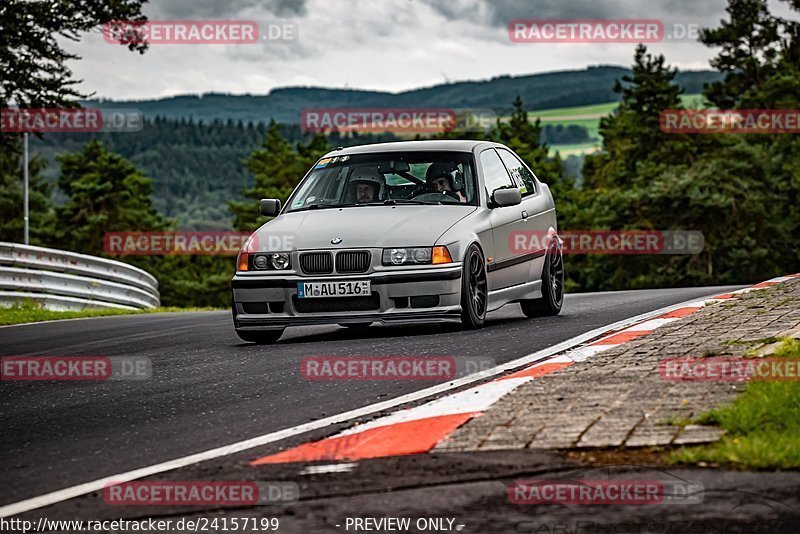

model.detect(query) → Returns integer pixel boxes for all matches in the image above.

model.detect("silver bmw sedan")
[232,140,564,343]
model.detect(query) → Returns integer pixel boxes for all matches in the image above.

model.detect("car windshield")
[285,151,477,212]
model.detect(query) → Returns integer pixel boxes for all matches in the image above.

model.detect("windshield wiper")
[291,203,356,212]
[293,200,438,212]
[376,199,438,206]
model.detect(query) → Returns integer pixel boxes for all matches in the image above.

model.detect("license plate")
[297,280,371,298]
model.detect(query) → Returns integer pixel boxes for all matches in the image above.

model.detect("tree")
[570,0,800,292]
[0,0,148,109]
[0,0,150,247]
[637,141,791,285]
[230,121,329,231]
[699,0,800,272]
[55,140,167,256]
[0,135,53,244]
[699,0,783,108]
[583,45,688,191]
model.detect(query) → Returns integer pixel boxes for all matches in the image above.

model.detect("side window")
[497,149,537,197]
[480,149,515,200]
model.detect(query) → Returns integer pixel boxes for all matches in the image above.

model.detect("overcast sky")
[61,0,794,101]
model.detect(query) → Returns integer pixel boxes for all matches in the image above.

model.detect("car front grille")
[300,252,333,274]
[335,250,371,273]
[293,293,380,313]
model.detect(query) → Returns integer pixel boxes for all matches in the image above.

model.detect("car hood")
[252,205,476,250]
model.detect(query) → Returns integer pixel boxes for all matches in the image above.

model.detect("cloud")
[423,0,729,28]
[147,0,307,19]
[59,0,735,100]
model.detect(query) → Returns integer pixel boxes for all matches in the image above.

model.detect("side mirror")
[259,198,281,217]
[492,188,522,207]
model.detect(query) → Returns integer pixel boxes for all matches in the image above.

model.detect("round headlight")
[270,253,290,270]
[253,254,269,269]
[412,248,431,263]
[389,248,407,265]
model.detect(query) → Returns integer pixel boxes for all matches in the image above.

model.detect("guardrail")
[0,242,160,311]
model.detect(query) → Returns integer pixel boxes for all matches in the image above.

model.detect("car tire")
[236,329,284,344]
[460,243,488,329]
[521,238,564,318]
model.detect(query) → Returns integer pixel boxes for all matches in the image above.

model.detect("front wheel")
[521,238,564,318]
[460,244,488,329]
[236,329,284,344]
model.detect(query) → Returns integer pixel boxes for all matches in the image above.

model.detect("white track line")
[567,345,615,361]
[0,288,746,518]
[624,317,680,331]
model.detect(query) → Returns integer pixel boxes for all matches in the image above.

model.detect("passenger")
[426,162,467,203]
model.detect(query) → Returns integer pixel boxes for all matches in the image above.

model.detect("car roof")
[322,139,501,157]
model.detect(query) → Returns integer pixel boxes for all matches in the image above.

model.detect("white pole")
[23,132,29,245]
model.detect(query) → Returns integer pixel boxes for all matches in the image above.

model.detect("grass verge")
[0,300,220,326]
[670,338,800,469]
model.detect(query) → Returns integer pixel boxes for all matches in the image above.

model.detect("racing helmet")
[350,168,386,200]
[425,162,464,192]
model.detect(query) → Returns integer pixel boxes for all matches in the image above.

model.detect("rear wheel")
[460,244,488,329]
[521,237,564,317]
[236,329,284,344]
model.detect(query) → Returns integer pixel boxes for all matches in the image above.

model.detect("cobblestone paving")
[435,279,800,451]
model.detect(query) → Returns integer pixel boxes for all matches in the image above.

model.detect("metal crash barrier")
[0,242,159,310]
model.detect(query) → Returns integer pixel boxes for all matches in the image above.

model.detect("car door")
[496,147,553,283]
[479,148,530,291]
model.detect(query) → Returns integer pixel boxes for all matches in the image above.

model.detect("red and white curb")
[251,274,800,466]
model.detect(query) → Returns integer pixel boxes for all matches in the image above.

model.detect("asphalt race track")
[0,285,744,509]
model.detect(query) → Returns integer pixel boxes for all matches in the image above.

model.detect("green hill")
[87,66,722,124]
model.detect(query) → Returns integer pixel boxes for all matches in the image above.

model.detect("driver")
[350,168,386,204]
[426,162,467,203]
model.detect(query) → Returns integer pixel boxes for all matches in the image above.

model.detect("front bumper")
[232,265,463,330]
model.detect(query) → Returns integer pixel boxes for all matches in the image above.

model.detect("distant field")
[532,101,620,119]
[548,143,601,157]
[509,93,706,157]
